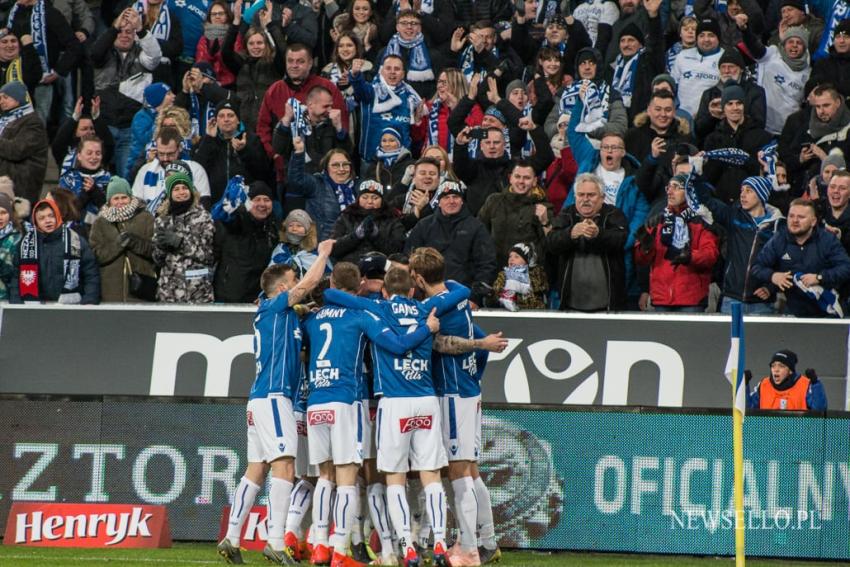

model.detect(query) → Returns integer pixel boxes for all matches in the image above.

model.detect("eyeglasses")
[398,20,420,27]
[210,10,227,16]
[328,162,351,169]
[600,145,624,152]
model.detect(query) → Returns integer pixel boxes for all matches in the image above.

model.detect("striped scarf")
[521,103,534,158]
[58,168,112,220]
[211,175,248,222]
[18,224,82,302]
[0,102,33,136]
[7,0,50,78]
[385,32,434,82]
[815,0,850,60]
[459,44,499,84]
[793,272,844,318]
[322,172,356,210]
[134,0,172,43]
[611,47,645,108]
[702,147,752,166]
[189,92,215,139]
[427,99,452,153]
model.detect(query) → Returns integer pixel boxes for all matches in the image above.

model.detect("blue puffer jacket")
[286,151,358,242]
[351,72,418,162]
[565,97,649,297]
[752,226,850,317]
[126,107,157,178]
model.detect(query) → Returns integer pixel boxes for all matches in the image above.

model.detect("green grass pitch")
[0,543,842,566]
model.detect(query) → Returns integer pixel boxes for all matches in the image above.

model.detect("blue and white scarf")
[541,39,567,58]
[376,146,407,168]
[427,99,452,153]
[385,33,434,82]
[666,42,684,72]
[134,0,172,42]
[459,44,499,84]
[189,92,215,139]
[536,0,559,24]
[0,102,34,136]
[468,127,511,159]
[815,0,850,60]
[392,0,433,14]
[759,140,789,192]
[143,167,166,214]
[575,82,610,133]
[211,175,248,222]
[58,168,112,221]
[322,172,356,210]
[289,97,312,140]
[703,147,752,166]
[611,47,645,109]
[7,0,50,79]
[521,103,534,158]
[371,74,421,116]
[558,81,583,116]
[499,264,531,311]
[793,272,844,318]
[327,64,358,112]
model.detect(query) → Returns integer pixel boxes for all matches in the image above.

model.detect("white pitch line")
[0,554,220,564]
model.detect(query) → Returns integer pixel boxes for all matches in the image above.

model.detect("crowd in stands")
[1,0,850,317]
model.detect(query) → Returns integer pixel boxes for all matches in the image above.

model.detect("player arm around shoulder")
[366,307,441,355]
[286,239,335,307]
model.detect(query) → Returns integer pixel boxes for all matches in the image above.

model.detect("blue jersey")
[248,292,303,400]
[304,296,433,406]
[168,0,210,60]
[433,294,480,398]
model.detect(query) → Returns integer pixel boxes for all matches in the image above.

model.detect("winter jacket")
[696,180,785,303]
[273,119,353,176]
[269,0,319,49]
[544,145,579,216]
[0,225,21,300]
[634,208,720,307]
[670,47,724,118]
[0,44,43,95]
[222,23,285,135]
[452,0,513,30]
[126,106,157,177]
[330,203,405,264]
[364,154,415,193]
[286,151,353,242]
[752,226,850,317]
[193,132,272,202]
[9,225,100,304]
[153,204,215,303]
[405,205,498,305]
[702,118,773,204]
[780,104,850,188]
[822,203,850,255]
[0,110,48,205]
[546,203,628,311]
[92,28,162,129]
[415,98,484,153]
[6,1,81,77]
[478,187,552,268]
[213,208,278,303]
[256,75,349,180]
[195,34,240,87]
[694,0,764,49]
[807,49,850,99]
[626,114,693,204]
[351,73,421,163]
[88,200,156,303]
[511,18,592,79]
[694,77,767,144]
[451,146,510,216]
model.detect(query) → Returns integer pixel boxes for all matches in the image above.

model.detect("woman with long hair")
[57,136,112,230]
[416,68,483,156]
[322,31,373,144]
[528,47,569,106]
[195,0,242,88]
[332,0,379,59]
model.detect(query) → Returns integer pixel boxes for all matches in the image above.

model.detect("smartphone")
[469,128,487,140]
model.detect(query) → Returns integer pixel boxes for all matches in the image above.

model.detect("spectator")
[602,0,651,65]
[544,115,579,216]
[386,156,441,230]
[694,47,767,144]
[738,14,810,136]
[193,100,271,202]
[419,67,483,154]
[222,17,285,135]
[573,0,620,49]
[478,159,552,268]
[132,126,211,214]
[806,19,850,98]
[287,139,357,241]
[452,0,512,30]
[272,86,353,175]
[405,180,497,306]
[269,209,327,278]
[194,0,239,88]
[524,46,571,119]
[267,0,319,50]
[88,177,156,302]
[166,0,211,80]
[213,181,278,303]
[377,9,445,99]
[364,127,414,191]
[174,62,231,141]
[152,172,215,303]
[451,126,510,215]
[0,80,47,206]
[634,174,720,312]
[803,149,844,203]
[449,73,525,156]
[52,95,114,172]
[747,349,827,410]
[766,0,824,55]
[136,0,183,84]
[0,193,21,300]
[330,179,405,263]
[126,82,175,175]
[91,8,162,177]
[693,0,764,50]
[696,175,785,314]
[752,198,850,317]
[256,43,348,186]
[671,18,724,117]
[0,30,41,95]
[664,16,697,73]
[332,0,379,59]
[546,172,628,312]
[702,83,772,204]
[823,170,850,254]
[322,31,373,141]
[58,135,111,228]
[351,54,422,164]
[492,242,548,310]
[10,198,100,304]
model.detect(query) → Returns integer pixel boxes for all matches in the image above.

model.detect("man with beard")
[822,169,850,254]
[752,199,850,317]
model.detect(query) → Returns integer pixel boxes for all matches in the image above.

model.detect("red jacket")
[256,75,349,181]
[544,146,578,216]
[413,100,484,151]
[634,210,720,306]
[195,35,242,87]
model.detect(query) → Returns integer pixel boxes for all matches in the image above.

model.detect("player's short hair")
[332,262,361,292]
[408,247,445,285]
[261,264,294,296]
[384,267,413,296]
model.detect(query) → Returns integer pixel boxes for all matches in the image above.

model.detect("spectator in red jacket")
[634,174,720,312]
[195,1,241,88]
[544,113,578,216]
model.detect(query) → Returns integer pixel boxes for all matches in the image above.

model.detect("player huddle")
[217,243,508,567]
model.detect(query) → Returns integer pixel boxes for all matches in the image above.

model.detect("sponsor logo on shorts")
[307,409,335,425]
[247,410,254,426]
[399,415,433,433]
[296,420,308,436]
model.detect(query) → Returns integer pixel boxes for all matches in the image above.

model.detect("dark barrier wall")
[1,398,848,560]
[1,306,848,409]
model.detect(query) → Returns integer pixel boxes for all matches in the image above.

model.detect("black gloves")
[118,232,134,249]
[354,216,378,240]
[670,250,692,265]
[805,368,819,383]
[156,229,183,251]
[636,226,654,253]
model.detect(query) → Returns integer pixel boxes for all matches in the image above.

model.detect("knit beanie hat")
[165,172,195,198]
[436,180,465,200]
[509,242,537,267]
[484,105,507,126]
[380,127,402,145]
[668,173,689,188]
[837,19,850,37]
[284,209,312,232]
[0,193,12,217]
[651,73,677,93]
[721,83,746,106]
[505,79,526,97]
[770,349,797,373]
[779,0,805,12]
[248,180,274,200]
[619,22,644,44]
[743,176,773,204]
[215,99,240,121]
[782,26,810,48]
[357,179,384,197]
[696,18,721,39]
[106,176,132,201]
[821,148,846,175]
[0,80,28,106]
[719,48,746,70]
[359,252,389,279]
[144,82,170,108]
[164,160,193,180]
[575,47,599,68]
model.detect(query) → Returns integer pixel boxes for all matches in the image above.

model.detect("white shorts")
[246,396,297,463]
[377,396,447,473]
[307,401,364,466]
[294,411,320,478]
[441,395,481,462]
[361,399,378,460]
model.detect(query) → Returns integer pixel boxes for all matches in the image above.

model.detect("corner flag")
[725,303,747,419]
[724,302,746,566]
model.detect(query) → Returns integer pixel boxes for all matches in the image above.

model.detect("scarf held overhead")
[6,0,50,78]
